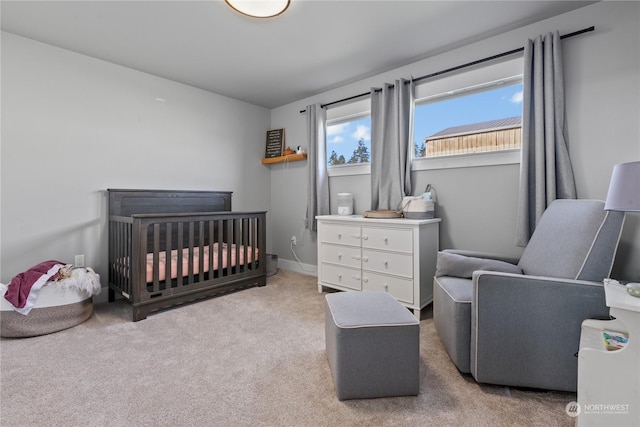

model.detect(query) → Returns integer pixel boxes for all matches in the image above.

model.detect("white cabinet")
[577,281,640,426]
[316,215,440,319]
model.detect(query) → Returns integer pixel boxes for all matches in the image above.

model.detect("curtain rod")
[299,26,594,114]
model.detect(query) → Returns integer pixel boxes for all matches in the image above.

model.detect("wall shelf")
[261,153,307,165]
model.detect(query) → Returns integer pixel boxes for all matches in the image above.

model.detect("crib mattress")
[117,243,258,283]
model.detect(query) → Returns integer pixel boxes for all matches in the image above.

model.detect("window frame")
[323,57,524,177]
[412,56,524,171]
[326,98,371,177]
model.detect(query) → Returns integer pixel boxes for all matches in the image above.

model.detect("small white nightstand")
[577,281,640,426]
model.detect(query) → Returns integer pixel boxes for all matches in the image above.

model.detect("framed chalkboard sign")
[265,128,285,159]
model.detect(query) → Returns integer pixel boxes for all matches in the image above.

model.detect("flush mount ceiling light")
[225,0,290,18]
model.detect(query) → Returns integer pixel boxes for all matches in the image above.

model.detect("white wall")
[1,1,638,288]
[270,1,640,281]
[0,32,272,285]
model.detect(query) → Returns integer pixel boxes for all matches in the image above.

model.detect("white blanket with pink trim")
[2,260,67,315]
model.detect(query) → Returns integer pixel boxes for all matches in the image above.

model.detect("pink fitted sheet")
[117,243,258,283]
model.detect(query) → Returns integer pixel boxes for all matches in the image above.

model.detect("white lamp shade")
[225,0,290,18]
[605,161,640,211]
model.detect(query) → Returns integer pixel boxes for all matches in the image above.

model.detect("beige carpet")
[0,270,576,426]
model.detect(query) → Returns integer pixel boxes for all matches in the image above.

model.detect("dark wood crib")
[108,189,266,321]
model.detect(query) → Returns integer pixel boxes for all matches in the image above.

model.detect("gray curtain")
[305,104,329,232]
[370,79,414,210]
[515,32,576,246]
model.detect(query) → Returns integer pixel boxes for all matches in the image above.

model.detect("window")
[326,114,371,166]
[412,56,524,170]
[414,80,523,159]
[323,57,524,175]
[325,98,371,177]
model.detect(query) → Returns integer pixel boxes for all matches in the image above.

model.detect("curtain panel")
[305,104,329,232]
[515,31,576,246]
[370,79,414,211]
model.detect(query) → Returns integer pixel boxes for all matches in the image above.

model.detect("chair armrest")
[442,249,520,265]
[469,272,609,392]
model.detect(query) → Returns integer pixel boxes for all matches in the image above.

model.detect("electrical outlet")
[290,235,297,246]
[74,254,85,268]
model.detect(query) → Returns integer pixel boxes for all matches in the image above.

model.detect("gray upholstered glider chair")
[433,199,624,392]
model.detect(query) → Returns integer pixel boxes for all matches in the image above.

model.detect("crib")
[108,189,266,321]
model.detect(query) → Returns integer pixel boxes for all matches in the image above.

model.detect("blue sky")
[414,83,523,145]
[326,83,523,161]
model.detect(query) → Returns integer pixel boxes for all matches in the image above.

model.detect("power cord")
[290,228,317,273]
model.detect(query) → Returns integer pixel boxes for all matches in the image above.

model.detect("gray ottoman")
[324,291,420,400]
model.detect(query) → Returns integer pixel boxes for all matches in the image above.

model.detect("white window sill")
[411,149,521,171]
[327,163,371,177]
[327,150,520,177]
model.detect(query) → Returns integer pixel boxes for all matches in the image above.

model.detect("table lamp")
[605,160,640,297]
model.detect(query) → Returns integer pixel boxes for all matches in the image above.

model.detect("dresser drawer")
[362,249,413,278]
[320,263,362,291]
[362,272,414,305]
[361,227,412,253]
[320,244,361,269]
[320,223,361,247]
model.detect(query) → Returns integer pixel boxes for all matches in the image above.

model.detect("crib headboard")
[108,189,232,217]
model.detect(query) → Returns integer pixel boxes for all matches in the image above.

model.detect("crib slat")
[110,221,116,288]
[217,220,224,277]
[198,221,205,282]
[243,217,249,269]
[124,221,131,295]
[165,223,172,289]
[251,217,257,269]
[116,222,122,290]
[226,219,233,277]
[177,223,183,288]
[208,220,215,278]
[152,223,160,292]
[134,217,147,301]
[186,221,193,285]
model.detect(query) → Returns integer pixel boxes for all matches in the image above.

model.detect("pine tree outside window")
[326,114,371,167]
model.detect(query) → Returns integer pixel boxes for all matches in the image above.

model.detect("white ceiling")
[1,1,595,109]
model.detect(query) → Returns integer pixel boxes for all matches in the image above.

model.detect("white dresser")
[316,215,440,319]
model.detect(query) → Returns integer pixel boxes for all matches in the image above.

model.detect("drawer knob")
[352,234,361,239]
[384,260,389,267]
[384,237,388,243]
[338,274,342,280]
[338,253,342,260]
[362,235,369,240]
[362,256,368,262]
[384,284,389,292]
[338,233,342,239]
[353,255,361,260]
[353,275,361,280]
[363,277,368,283]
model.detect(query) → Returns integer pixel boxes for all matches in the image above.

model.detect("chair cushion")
[435,251,523,278]
[433,276,473,373]
[518,200,615,280]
